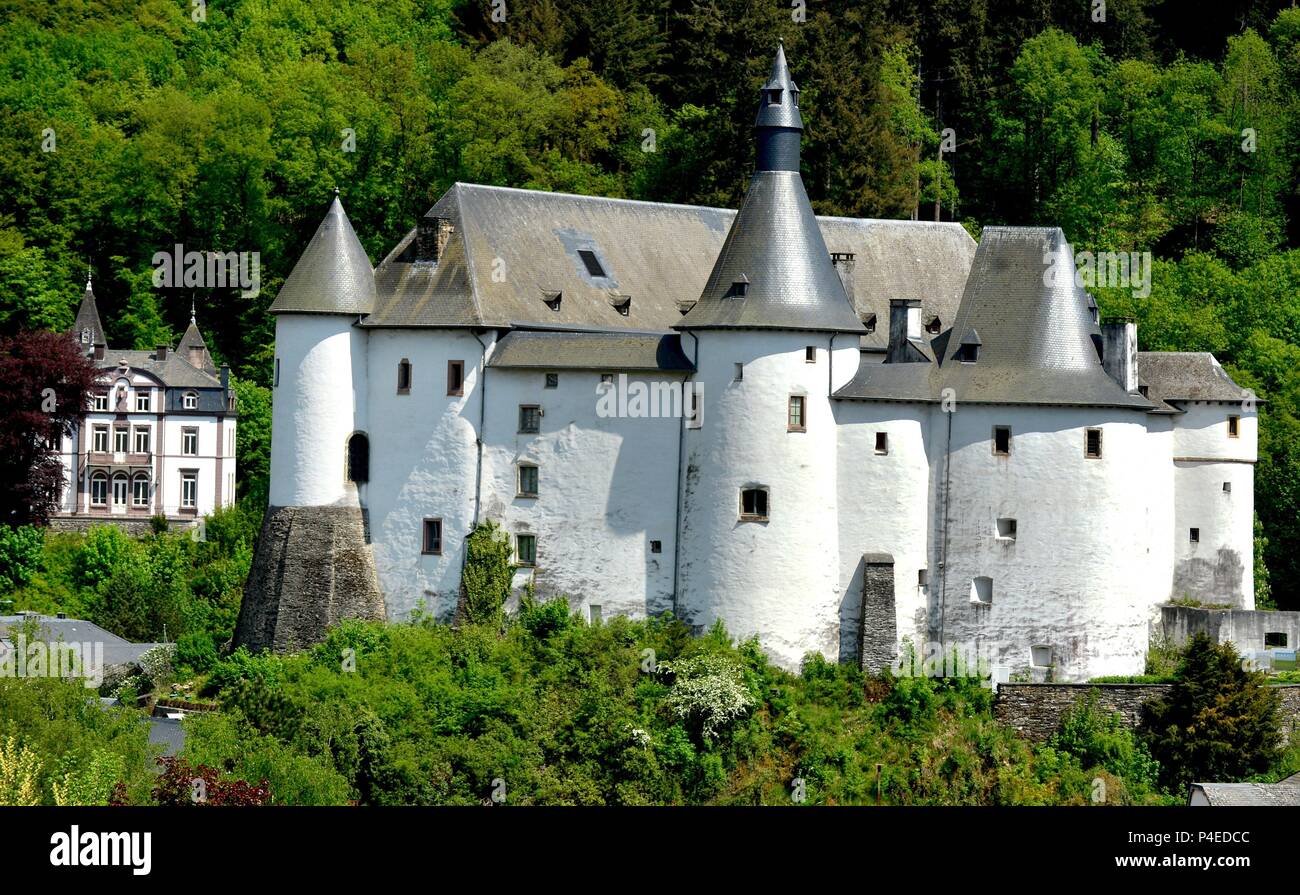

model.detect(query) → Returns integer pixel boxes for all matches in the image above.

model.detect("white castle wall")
[269,314,368,508]
[363,328,488,622]
[834,402,932,658]
[482,368,685,620]
[677,330,846,668]
[935,406,1154,680]
[1169,402,1257,608]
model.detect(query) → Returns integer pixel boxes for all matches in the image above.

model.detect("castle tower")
[235,191,385,652]
[73,272,107,357]
[674,45,866,668]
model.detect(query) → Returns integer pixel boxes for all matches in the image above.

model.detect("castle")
[237,47,1258,681]
[53,278,238,531]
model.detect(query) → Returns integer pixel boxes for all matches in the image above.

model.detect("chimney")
[415,216,455,263]
[1101,318,1138,393]
[831,252,856,307]
[93,344,105,361]
[220,363,230,393]
[886,299,924,363]
[156,345,168,361]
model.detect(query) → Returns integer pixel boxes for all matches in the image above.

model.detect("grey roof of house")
[1190,783,1300,806]
[269,193,376,315]
[147,716,186,757]
[488,330,694,372]
[359,183,974,339]
[1138,352,1257,404]
[836,228,1155,409]
[100,349,222,389]
[176,321,216,374]
[0,614,162,668]
[73,280,106,348]
[677,171,866,333]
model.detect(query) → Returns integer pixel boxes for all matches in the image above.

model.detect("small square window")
[918,569,928,587]
[1228,415,1240,438]
[422,518,443,555]
[971,576,993,605]
[518,464,538,497]
[1031,645,1052,667]
[134,392,150,412]
[805,346,816,363]
[600,373,614,385]
[519,405,541,434]
[650,540,662,554]
[1085,428,1103,459]
[993,426,1011,456]
[1265,632,1288,648]
[874,432,888,455]
[1223,481,1232,494]
[1190,528,1200,543]
[788,395,806,432]
[447,360,464,396]
[545,373,559,389]
[91,393,108,412]
[740,487,769,521]
[516,534,537,566]
[996,518,1017,540]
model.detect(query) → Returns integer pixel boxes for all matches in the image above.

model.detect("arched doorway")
[346,432,369,484]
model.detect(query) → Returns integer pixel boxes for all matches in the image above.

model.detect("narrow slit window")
[875,432,888,455]
[397,359,412,394]
[993,426,1011,456]
[1085,428,1103,459]
[447,360,464,396]
[1228,415,1240,438]
[805,346,816,363]
[1190,527,1200,543]
[788,396,806,432]
[422,518,443,555]
[734,363,743,382]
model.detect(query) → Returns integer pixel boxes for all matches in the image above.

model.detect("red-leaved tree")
[0,330,98,525]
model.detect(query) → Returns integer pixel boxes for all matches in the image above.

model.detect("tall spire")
[676,45,863,334]
[190,296,196,326]
[754,41,803,172]
[73,271,107,353]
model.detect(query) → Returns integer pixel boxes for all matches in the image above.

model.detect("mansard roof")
[1137,352,1258,404]
[362,183,973,334]
[269,193,376,315]
[73,277,107,349]
[99,349,223,389]
[487,330,694,372]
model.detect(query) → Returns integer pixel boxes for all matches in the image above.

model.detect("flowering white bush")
[138,643,176,686]
[659,654,754,741]
[628,727,652,748]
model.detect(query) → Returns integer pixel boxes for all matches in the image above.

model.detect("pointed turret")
[177,303,217,374]
[72,272,107,354]
[676,45,863,334]
[269,191,375,315]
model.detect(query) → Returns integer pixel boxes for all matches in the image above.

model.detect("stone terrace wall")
[994,683,1300,742]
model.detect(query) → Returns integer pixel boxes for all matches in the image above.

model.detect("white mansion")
[53,278,238,531]
[238,47,1258,681]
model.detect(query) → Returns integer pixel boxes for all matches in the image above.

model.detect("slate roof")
[1138,352,1257,404]
[488,330,694,372]
[362,185,973,341]
[676,171,866,333]
[176,320,216,374]
[73,278,106,348]
[100,349,222,389]
[269,193,376,315]
[1189,782,1300,806]
[0,614,162,669]
[755,42,802,130]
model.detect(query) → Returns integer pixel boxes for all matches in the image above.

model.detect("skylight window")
[578,250,606,278]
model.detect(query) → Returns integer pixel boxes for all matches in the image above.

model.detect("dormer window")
[80,329,90,344]
[542,290,562,312]
[925,315,941,335]
[183,391,198,410]
[609,294,631,317]
[766,89,782,105]
[727,278,748,299]
[862,313,877,335]
[955,343,978,363]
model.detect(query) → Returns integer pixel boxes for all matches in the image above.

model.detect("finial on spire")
[333,186,340,196]
[754,44,804,171]
[190,297,196,326]
[85,264,92,290]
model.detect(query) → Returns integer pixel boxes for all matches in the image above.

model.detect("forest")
[2,0,1300,601]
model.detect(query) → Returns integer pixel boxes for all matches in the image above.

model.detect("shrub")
[460,521,514,625]
[153,756,270,806]
[1048,690,1161,797]
[659,653,754,742]
[1142,633,1282,792]
[0,525,42,594]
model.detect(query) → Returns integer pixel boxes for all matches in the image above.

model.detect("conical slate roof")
[936,227,1150,407]
[269,193,375,315]
[677,47,863,334]
[177,317,216,373]
[72,275,106,350]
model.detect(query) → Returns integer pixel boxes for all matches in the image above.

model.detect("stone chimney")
[831,252,856,307]
[1101,318,1138,393]
[416,216,455,263]
[93,344,105,361]
[156,345,168,361]
[886,299,926,363]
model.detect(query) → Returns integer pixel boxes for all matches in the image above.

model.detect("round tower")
[236,191,385,652]
[674,45,866,668]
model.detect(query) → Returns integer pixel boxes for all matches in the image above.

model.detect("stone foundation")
[234,504,386,653]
